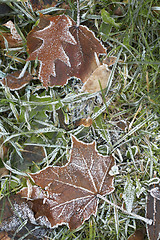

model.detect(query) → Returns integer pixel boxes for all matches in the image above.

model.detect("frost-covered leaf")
[27,14,106,88]
[30,0,58,10]
[123,176,135,213]
[0,194,49,239]
[19,135,115,229]
[1,71,32,90]
[0,21,22,48]
[146,186,160,240]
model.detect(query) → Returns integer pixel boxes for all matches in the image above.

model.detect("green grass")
[0,0,160,239]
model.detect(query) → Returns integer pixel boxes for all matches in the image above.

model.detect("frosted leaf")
[150,187,160,200]
[27,15,76,87]
[27,14,106,88]
[4,21,22,41]
[123,177,135,213]
[0,194,49,239]
[19,135,115,229]
[146,186,160,240]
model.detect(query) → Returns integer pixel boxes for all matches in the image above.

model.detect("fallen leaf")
[82,64,111,93]
[11,145,45,170]
[128,228,146,240]
[116,120,128,131]
[0,231,11,240]
[0,21,22,48]
[0,194,49,239]
[0,167,9,178]
[1,71,32,90]
[27,14,106,88]
[146,186,160,240]
[30,0,58,10]
[19,135,115,229]
[56,108,70,130]
[0,3,11,16]
[75,117,93,127]
[102,56,117,66]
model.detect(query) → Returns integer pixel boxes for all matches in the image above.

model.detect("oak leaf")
[27,14,106,88]
[19,135,115,229]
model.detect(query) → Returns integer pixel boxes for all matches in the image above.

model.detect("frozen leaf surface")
[30,0,58,10]
[27,14,106,88]
[0,194,49,239]
[0,21,22,48]
[146,186,160,240]
[19,135,115,229]
[1,71,32,90]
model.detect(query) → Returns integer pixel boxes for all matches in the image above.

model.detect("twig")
[97,194,153,225]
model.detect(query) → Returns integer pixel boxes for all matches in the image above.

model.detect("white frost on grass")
[123,177,135,213]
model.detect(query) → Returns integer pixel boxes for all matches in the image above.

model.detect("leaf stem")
[76,0,80,27]
[97,194,153,225]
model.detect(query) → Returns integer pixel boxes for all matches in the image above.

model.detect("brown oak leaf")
[19,135,115,229]
[27,14,106,88]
